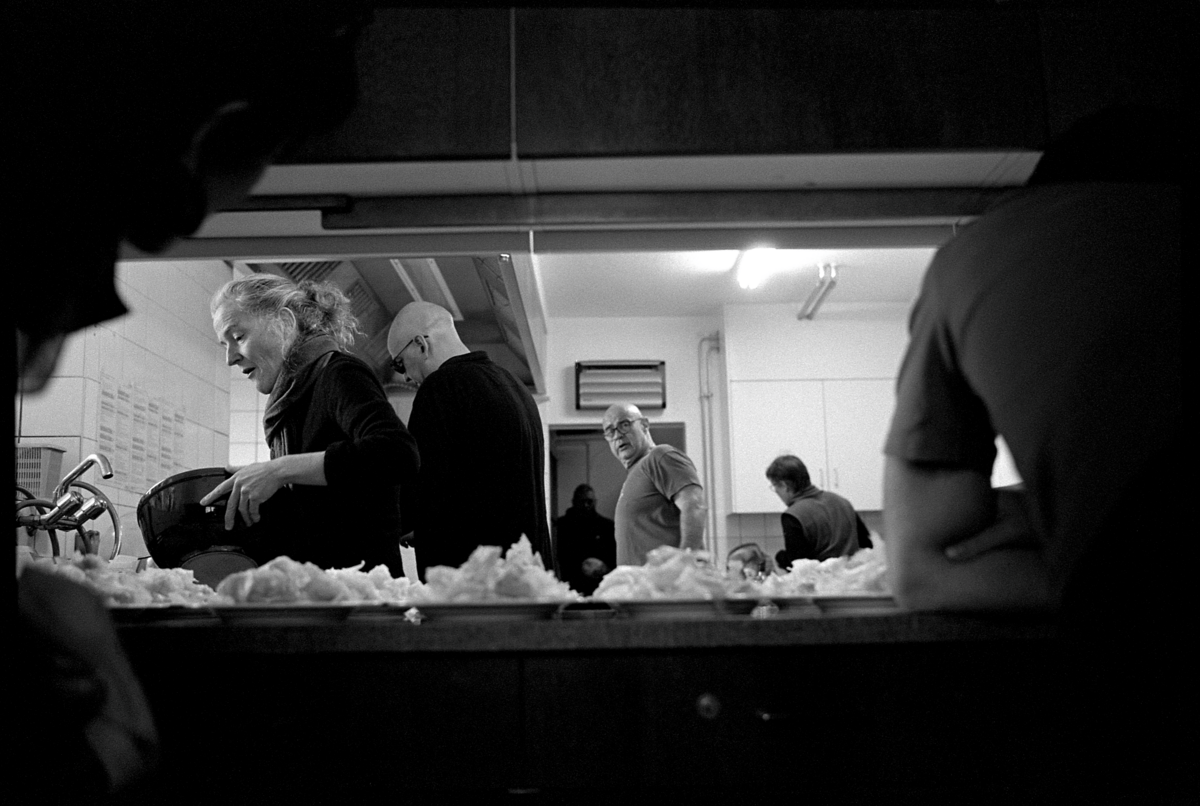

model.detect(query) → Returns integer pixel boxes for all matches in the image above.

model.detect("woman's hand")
[200,462,287,530]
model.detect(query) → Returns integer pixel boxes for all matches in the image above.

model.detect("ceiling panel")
[536,247,935,318]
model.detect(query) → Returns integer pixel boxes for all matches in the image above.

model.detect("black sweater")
[407,351,552,576]
[256,352,419,576]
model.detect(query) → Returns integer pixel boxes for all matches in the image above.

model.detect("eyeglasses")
[602,418,644,440]
[390,335,425,376]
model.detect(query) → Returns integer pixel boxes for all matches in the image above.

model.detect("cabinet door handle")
[755,708,791,723]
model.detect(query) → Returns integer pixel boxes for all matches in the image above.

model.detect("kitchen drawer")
[523,654,644,789]
[129,650,522,800]
[632,642,1062,799]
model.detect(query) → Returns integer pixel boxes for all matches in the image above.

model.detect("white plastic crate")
[15,444,65,500]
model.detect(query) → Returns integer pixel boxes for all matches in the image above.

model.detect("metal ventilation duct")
[279,261,342,284]
[575,361,666,410]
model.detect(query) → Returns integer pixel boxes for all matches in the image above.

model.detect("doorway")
[548,422,687,526]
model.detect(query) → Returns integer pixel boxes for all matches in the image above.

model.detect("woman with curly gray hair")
[202,273,419,576]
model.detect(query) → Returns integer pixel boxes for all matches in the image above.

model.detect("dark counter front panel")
[115,614,1067,803]
[521,643,1063,801]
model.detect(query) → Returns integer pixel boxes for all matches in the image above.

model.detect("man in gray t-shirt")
[602,404,707,565]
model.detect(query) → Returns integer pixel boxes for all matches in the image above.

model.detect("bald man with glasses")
[387,301,552,578]
[602,404,708,565]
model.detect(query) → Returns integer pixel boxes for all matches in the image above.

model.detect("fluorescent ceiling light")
[689,250,741,273]
[738,247,813,290]
[734,247,777,289]
[734,248,839,289]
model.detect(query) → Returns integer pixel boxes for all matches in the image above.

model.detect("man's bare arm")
[673,485,708,551]
[883,458,1055,613]
[944,487,1040,561]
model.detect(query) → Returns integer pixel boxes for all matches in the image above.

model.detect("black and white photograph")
[12,2,1186,804]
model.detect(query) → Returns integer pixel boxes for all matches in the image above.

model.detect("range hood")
[238,253,540,393]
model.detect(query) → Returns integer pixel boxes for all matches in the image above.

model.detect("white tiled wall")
[15,260,235,559]
[227,369,269,465]
[721,512,786,562]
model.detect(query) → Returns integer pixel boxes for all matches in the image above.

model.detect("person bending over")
[203,274,419,576]
[766,454,871,570]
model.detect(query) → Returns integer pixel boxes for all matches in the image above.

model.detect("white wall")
[545,316,720,430]
[16,260,235,558]
[724,302,910,382]
[228,369,269,465]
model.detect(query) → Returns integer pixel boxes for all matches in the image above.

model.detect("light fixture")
[797,262,838,320]
[733,247,783,289]
[732,251,839,313]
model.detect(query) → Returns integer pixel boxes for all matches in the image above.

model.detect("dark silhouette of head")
[13,1,367,393]
[572,484,597,512]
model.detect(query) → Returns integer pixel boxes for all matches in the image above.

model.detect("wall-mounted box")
[15,443,65,500]
[575,361,666,410]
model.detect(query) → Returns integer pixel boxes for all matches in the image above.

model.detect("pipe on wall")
[697,332,721,556]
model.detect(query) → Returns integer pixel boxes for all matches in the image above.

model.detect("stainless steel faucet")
[54,453,115,499]
[17,452,122,558]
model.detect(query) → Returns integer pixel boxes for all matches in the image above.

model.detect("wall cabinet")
[729,378,893,513]
[270,8,1180,166]
[277,8,512,163]
[514,8,1046,158]
[822,379,896,509]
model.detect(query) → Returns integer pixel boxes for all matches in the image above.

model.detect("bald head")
[602,403,653,468]
[387,301,468,384]
[603,403,644,424]
[388,301,453,350]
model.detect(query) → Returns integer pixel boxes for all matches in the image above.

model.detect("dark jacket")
[776,485,870,565]
[555,506,616,595]
[407,351,552,577]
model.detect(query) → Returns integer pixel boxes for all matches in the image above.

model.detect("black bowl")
[137,468,282,569]
[179,546,258,588]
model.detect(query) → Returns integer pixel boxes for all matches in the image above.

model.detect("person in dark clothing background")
[203,274,420,577]
[387,301,553,578]
[555,484,616,594]
[766,454,871,570]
